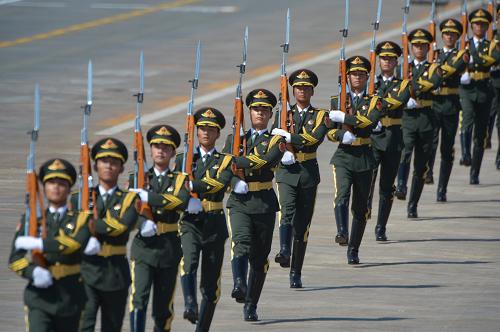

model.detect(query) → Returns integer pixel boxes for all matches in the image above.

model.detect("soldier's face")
[95,157,123,184]
[348,71,368,91]
[442,32,459,48]
[151,143,175,168]
[471,22,488,38]
[411,43,429,61]
[44,178,70,206]
[379,56,398,73]
[293,85,314,104]
[250,106,272,130]
[197,126,219,149]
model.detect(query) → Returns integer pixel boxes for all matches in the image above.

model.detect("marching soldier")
[79,138,139,332]
[490,6,500,170]
[367,41,411,241]
[128,126,192,332]
[224,89,285,321]
[328,56,384,264]
[394,28,442,218]
[459,8,500,184]
[427,19,469,201]
[270,69,329,288]
[174,108,233,331]
[9,158,91,331]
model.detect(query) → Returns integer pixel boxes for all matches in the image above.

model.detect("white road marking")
[0,0,22,5]
[4,1,66,7]
[90,4,238,13]
[94,1,479,135]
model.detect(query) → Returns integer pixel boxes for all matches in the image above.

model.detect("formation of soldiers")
[8,4,500,332]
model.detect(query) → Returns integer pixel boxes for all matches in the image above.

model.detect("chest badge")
[167,186,174,192]
[307,119,314,125]
[113,204,121,211]
[66,223,74,230]
[261,141,269,147]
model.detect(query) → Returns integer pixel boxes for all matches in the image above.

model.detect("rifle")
[182,41,201,195]
[488,0,495,40]
[278,8,294,139]
[460,0,468,51]
[232,27,248,177]
[401,0,411,80]
[339,0,352,131]
[368,0,383,95]
[78,60,93,213]
[25,84,46,267]
[428,0,437,62]
[132,51,153,220]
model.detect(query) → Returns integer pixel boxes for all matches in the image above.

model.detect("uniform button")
[249,172,253,176]
[107,227,111,232]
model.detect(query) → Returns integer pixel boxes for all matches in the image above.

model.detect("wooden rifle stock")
[368,50,377,95]
[339,58,353,132]
[232,97,246,178]
[402,33,409,80]
[134,131,154,220]
[27,171,46,267]
[488,1,495,40]
[428,21,437,62]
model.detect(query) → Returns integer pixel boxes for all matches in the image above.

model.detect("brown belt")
[98,243,127,257]
[380,117,402,127]
[48,263,80,280]
[247,181,273,192]
[157,222,179,234]
[295,152,317,162]
[201,200,223,212]
[437,87,459,95]
[415,99,433,108]
[470,72,490,81]
[350,137,371,146]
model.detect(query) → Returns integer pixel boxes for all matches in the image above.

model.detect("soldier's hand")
[373,121,383,133]
[130,188,149,203]
[186,198,203,214]
[406,98,418,109]
[140,219,157,237]
[15,236,43,251]
[281,151,296,165]
[460,72,471,85]
[271,128,291,143]
[83,236,101,255]
[32,266,53,288]
[341,131,357,145]
[233,179,249,194]
[329,110,345,123]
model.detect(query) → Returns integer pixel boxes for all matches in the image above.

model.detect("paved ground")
[1,0,499,331]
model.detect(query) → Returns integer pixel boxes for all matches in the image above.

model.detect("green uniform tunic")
[128,169,190,331]
[9,209,91,332]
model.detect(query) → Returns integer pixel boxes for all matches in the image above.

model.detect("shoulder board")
[267,135,283,151]
[216,154,233,178]
[368,96,381,113]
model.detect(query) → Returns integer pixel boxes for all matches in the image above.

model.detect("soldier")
[394,28,442,218]
[367,41,411,241]
[270,69,328,288]
[328,55,384,264]
[79,137,139,332]
[127,125,193,332]
[490,6,500,170]
[9,158,91,331]
[427,19,469,201]
[224,89,285,321]
[174,108,233,331]
[459,8,500,184]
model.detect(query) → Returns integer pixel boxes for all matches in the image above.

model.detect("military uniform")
[128,126,191,332]
[328,56,384,264]
[271,69,328,288]
[79,138,140,332]
[174,108,233,332]
[223,89,285,321]
[367,41,412,241]
[459,9,500,183]
[9,159,91,332]
[394,28,443,218]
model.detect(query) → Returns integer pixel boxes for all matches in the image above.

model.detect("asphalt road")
[1,0,499,331]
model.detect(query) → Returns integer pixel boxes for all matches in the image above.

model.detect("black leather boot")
[470,143,484,184]
[289,239,307,288]
[366,168,378,220]
[395,161,410,200]
[181,272,198,324]
[130,309,146,332]
[334,204,349,246]
[195,299,216,332]
[407,176,424,218]
[437,158,453,202]
[347,217,367,265]
[231,256,248,303]
[274,224,292,268]
[426,146,436,185]
[375,195,393,241]
[459,130,472,166]
[243,269,266,321]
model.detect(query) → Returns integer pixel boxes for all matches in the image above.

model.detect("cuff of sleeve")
[343,115,357,126]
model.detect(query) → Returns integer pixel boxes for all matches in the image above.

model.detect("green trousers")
[25,306,81,332]
[277,183,317,242]
[227,210,275,273]
[129,260,178,331]
[79,284,128,332]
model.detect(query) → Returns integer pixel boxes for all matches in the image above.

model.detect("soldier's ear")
[93,163,98,172]
[119,164,124,174]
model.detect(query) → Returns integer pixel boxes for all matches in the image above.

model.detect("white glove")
[186,198,203,214]
[460,72,471,85]
[130,188,148,203]
[140,219,157,237]
[233,179,249,194]
[271,128,291,143]
[188,181,194,191]
[329,110,345,123]
[406,98,417,109]
[83,237,101,255]
[342,131,357,145]
[15,236,43,251]
[281,151,296,165]
[373,121,383,133]
[32,266,53,288]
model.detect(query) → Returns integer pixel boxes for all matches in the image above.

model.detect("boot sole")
[274,254,290,268]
